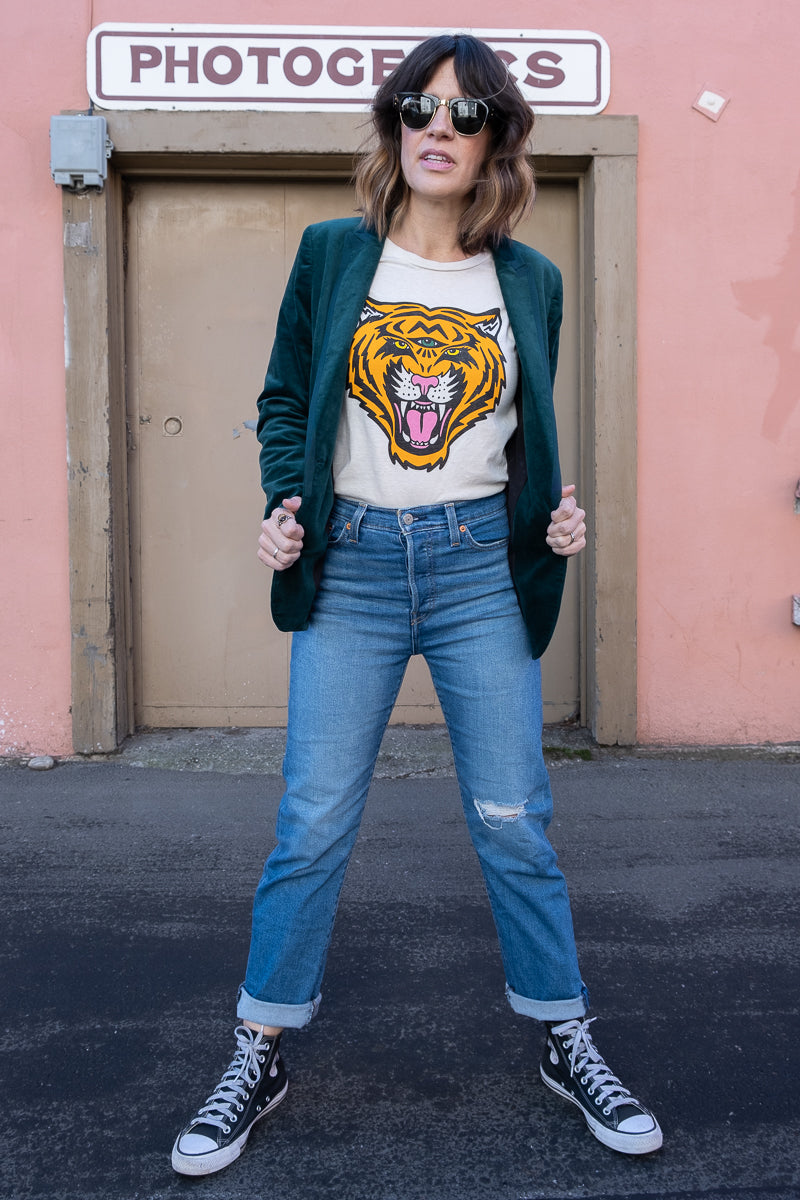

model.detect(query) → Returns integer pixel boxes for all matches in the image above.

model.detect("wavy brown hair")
[354,34,535,255]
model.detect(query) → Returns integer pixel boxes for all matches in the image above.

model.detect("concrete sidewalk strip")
[1,745,798,1199]
[11,722,798,777]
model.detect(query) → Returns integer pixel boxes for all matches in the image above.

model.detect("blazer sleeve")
[255,228,314,517]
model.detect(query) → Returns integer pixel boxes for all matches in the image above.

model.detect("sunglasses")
[394,92,492,137]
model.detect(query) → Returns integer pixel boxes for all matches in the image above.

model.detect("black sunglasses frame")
[393,92,493,137]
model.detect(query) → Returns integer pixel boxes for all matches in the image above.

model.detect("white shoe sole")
[540,1067,662,1155]
[171,1079,288,1176]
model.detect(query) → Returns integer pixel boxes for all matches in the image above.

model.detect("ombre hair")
[354,34,535,256]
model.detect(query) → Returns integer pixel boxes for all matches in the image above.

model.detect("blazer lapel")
[303,224,384,496]
[493,238,562,507]
[309,225,384,423]
[493,239,552,405]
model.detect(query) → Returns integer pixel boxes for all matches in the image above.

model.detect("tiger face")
[348,299,507,471]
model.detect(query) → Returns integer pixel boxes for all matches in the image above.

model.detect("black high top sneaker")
[540,1018,662,1155]
[172,1026,288,1176]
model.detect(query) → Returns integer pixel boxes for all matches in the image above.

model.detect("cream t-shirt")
[332,239,519,508]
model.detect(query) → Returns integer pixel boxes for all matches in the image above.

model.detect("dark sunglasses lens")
[449,98,488,135]
[398,94,436,129]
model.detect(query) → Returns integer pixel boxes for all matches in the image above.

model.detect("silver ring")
[276,512,290,529]
[569,531,576,543]
[273,546,280,558]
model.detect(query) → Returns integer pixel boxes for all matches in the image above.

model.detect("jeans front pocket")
[326,515,351,546]
[458,507,510,549]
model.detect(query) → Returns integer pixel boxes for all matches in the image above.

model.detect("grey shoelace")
[191,1026,270,1133]
[551,1018,641,1115]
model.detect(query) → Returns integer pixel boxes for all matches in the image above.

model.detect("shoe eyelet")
[223,1125,231,1134]
[603,1107,612,1115]
[595,1098,602,1106]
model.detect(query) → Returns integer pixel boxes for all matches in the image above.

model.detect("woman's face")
[399,58,492,210]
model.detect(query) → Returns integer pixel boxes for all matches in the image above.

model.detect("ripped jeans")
[238,493,588,1029]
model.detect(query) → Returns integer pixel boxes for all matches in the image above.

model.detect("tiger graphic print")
[347,298,507,471]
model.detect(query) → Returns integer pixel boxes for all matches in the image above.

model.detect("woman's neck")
[389,199,472,262]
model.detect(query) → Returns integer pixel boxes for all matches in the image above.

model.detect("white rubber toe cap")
[176,1131,218,1154]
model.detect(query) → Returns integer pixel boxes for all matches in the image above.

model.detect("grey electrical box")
[50,115,113,189]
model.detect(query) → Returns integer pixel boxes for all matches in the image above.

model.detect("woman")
[172,34,661,1176]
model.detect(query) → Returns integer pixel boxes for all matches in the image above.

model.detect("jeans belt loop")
[445,502,460,547]
[349,502,368,543]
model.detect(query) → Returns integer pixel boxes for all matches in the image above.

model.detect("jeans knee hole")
[473,797,526,829]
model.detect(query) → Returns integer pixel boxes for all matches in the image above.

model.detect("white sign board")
[88,25,610,114]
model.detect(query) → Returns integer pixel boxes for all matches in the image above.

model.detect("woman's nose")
[427,101,454,136]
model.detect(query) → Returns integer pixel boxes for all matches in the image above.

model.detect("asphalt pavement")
[1,730,798,1200]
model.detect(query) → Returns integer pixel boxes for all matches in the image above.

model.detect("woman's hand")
[257,496,304,572]
[547,485,586,556]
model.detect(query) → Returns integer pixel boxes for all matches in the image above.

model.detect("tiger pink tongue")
[407,409,438,442]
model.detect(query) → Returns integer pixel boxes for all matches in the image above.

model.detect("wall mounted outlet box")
[50,114,112,188]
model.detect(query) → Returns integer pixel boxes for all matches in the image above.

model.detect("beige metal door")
[126,177,580,728]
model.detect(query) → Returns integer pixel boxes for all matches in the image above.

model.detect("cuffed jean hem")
[236,985,321,1029]
[505,983,589,1022]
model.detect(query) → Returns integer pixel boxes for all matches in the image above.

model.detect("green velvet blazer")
[256,217,568,659]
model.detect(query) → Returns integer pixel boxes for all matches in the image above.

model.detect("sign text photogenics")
[88,25,610,115]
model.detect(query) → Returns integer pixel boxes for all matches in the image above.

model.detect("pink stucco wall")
[2,0,798,752]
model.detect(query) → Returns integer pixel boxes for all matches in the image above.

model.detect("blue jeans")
[238,494,588,1028]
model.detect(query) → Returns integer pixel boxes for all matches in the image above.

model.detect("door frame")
[61,110,638,749]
